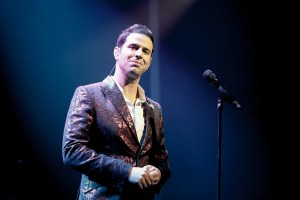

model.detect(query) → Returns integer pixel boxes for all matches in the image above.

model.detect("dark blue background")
[1,0,295,199]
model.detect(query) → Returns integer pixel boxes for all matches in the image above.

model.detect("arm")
[62,86,131,186]
[150,103,171,190]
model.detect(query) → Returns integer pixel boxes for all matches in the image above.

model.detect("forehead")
[125,33,153,51]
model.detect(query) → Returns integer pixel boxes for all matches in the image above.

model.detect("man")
[62,24,171,200]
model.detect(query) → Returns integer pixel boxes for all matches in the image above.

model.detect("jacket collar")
[101,76,155,148]
[102,76,138,143]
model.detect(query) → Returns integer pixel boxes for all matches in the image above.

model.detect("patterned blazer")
[62,76,171,200]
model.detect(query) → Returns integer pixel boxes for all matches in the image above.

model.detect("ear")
[147,57,152,68]
[114,47,120,60]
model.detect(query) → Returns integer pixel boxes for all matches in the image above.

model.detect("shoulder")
[80,82,102,90]
[146,97,162,110]
[72,82,101,95]
[75,76,112,92]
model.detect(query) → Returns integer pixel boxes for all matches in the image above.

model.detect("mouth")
[130,60,143,67]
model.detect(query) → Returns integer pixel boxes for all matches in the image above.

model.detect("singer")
[62,24,171,200]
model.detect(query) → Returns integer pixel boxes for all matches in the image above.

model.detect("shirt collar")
[110,75,146,103]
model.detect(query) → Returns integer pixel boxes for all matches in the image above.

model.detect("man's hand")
[128,167,153,189]
[128,165,161,189]
[143,165,161,185]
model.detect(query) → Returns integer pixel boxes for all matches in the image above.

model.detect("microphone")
[203,69,241,109]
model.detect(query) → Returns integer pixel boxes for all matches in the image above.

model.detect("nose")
[135,48,142,59]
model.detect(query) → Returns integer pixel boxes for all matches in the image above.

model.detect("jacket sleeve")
[151,103,171,191]
[62,86,131,188]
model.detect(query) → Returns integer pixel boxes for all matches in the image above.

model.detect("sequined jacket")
[62,76,171,200]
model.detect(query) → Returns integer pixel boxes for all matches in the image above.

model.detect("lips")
[130,60,143,66]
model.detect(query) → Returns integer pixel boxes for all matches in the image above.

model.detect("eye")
[129,44,138,50]
[143,49,151,55]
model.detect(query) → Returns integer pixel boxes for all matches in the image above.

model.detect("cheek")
[145,58,152,66]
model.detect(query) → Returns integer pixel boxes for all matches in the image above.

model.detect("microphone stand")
[217,97,224,200]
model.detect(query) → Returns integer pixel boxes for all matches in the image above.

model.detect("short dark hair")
[116,24,154,53]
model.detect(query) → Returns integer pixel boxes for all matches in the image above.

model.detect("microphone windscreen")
[203,69,213,80]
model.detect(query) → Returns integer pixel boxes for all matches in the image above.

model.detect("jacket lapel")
[101,76,139,145]
[140,100,155,151]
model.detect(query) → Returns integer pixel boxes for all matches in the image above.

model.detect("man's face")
[114,33,153,79]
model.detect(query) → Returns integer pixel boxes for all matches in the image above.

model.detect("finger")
[143,165,154,172]
[144,173,153,186]
[138,181,144,189]
[141,178,151,189]
[150,170,161,184]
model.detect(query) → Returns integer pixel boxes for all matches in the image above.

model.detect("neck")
[112,74,139,104]
[123,85,138,104]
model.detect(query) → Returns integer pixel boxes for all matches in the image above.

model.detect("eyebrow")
[129,43,152,53]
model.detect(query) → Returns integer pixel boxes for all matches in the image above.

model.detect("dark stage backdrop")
[0,0,295,200]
